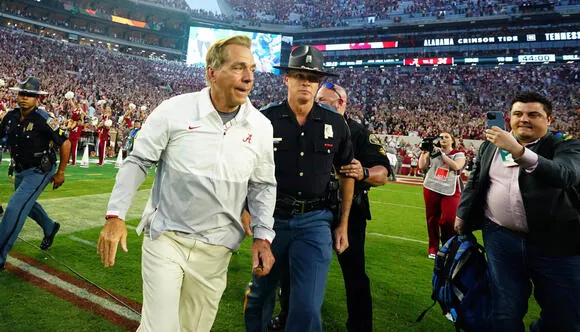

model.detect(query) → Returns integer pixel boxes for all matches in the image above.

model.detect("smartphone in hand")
[486,111,505,130]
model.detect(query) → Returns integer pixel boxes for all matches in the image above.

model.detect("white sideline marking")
[69,227,135,249]
[36,190,151,202]
[373,187,422,194]
[6,256,141,322]
[67,230,428,249]
[69,235,97,248]
[19,190,150,240]
[370,200,424,210]
[368,232,428,244]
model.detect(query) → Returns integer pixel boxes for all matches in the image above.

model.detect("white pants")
[138,232,232,332]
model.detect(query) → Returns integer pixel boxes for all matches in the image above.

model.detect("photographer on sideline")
[418,132,465,259]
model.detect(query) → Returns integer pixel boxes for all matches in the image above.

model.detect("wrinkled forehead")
[225,44,254,64]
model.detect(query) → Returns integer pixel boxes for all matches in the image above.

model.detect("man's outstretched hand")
[251,239,275,278]
[97,218,128,267]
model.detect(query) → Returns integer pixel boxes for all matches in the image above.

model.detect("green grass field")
[0,160,540,331]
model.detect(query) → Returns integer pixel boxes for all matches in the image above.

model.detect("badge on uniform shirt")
[369,134,381,145]
[324,124,333,139]
[46,117,59,131]
[273,137,282,151]
[26,123,34,131]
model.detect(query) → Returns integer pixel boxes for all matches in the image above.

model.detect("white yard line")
[18,191,150,240]
[35,191,426,248]
[367,232,428,244]
[373,187,422,194]
[69,235,97,248]
[36,190,151,203]
[369,200,425,210]
[6,256,141,322]
[67,230,427,249]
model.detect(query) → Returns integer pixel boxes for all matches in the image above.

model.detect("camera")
[420,137,442,157]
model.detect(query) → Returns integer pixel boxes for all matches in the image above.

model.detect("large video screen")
[187,27,284,73]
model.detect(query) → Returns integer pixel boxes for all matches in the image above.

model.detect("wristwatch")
[362,167,370,181]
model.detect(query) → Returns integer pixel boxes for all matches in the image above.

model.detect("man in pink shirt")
[455,92,580,331]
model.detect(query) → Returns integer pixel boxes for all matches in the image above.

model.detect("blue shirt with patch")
[0,107,67,169]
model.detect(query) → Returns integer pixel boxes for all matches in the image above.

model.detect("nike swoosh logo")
[188,126,201,130]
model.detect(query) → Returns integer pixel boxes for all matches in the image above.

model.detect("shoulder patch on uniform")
[369,134,382,146]
[46,117,59,131]
[35,108,51,120]
[259,102,283,113]
[317,102,339,114]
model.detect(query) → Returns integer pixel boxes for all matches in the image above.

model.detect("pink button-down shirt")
[484,145,539,233]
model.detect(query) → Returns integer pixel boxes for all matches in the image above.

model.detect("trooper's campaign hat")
[9,77,48,95]
[274,45,337,77]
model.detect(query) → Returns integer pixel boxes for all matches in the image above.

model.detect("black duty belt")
[274,193,328,218]
[14,162,39,173]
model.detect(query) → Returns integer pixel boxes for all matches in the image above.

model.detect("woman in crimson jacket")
[418,132,466,259]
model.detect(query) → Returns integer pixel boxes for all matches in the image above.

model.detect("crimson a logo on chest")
[242,133,253,144]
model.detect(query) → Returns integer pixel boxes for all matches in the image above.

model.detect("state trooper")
[267,83,392,332]
[0,77,70,270]
[244,46,355,332]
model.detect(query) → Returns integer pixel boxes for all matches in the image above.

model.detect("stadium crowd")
[0,28,578,162]
[140,0,575,27]
[4,0,574,31]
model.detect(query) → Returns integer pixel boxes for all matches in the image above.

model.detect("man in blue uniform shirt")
[0,77,71,270]
[244,46,355,332]
[266,83,392,332]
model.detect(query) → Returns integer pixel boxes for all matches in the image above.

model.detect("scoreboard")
[324,54,578,68]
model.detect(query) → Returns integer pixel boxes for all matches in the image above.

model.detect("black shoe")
[267,313,287,332]
[0,205,4,216]
[40,222,60,250]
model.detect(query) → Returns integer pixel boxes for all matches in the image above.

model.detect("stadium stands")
[25,0,572,28]
[162,0,574,28]
[1,28,577,142]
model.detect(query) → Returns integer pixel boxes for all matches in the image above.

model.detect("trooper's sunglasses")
[324,82,342,99]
